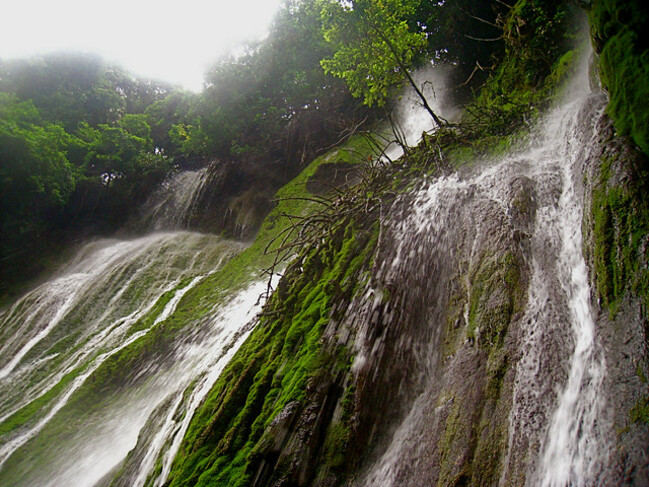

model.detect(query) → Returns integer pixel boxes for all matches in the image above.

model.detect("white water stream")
[0,169,268,486]
[361,49,610,486]
[138,166,210,230]
[505,56,609,487]
[381,65,460,162]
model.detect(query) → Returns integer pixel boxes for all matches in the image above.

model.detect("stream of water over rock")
[0,169,267,486]
[356,50,611,485]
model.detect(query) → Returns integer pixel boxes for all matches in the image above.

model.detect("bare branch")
[465,34,504,42]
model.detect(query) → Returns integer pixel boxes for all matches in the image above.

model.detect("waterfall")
[358,49,611,485]
[137,166,210,231]
[382,65,459,162]
[504,56,610,487]
[0,166,266,486]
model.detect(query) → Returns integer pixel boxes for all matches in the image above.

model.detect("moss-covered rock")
[588,0,649,155]
[164,217,379,487]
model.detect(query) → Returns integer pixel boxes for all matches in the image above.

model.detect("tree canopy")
[319,0,426,108]
[0,0,510,292]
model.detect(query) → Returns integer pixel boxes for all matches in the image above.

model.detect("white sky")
[0,0,285,91]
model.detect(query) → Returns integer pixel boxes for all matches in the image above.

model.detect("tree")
[319,0,443,125]
[0,94,78,212]
[84,122,152,182]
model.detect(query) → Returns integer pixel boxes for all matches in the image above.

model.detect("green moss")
[637,365,648,384]
[164,215,379,487]
[0,366,81,436]
[467,252,522,348]
[589,0,649,155]
[630,395,649,424]
[317,382,356,473]
[590,153,649,315]
[437,394,473,487]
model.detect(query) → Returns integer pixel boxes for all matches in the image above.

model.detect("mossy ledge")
[163,215,379,487]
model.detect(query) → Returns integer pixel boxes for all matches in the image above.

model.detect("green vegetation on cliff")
[591,152,649,313]
[588,0,649,155]
[586,0,649,427]
[165,215,378,487]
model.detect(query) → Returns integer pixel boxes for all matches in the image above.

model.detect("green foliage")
[410,0,584,165]
[169,123,209,157]
[589,0,649,155]
[165,217,378,487]
[0,53,173,130]
[145,90,203,156]
[0,55,174,292]
[319,0,425,107]
[197,0,367,161]
[0,95,78,208]
[0,93,80,276]
[413,0,505,72]
[471,0,581,121]
[83,115,156,181]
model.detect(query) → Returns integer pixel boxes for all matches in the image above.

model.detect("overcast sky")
[0,0,285,91]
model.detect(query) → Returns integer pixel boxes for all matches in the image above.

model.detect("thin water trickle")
[381,65,459,162]
[138,166,210,230]
[534,104,608,487]
[503,53,609,486]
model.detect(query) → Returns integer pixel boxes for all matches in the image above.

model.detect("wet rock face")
[187,160,278,240]
[581,114,649,486]
[342,160,535,487]
[133,159,280,240]
[246,95,649,487]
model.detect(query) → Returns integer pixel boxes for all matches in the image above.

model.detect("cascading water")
[503,56,610,486]
[137,166,210,231]
[0,168,267,486]
[381,65,459,162]
[356,48,612,485]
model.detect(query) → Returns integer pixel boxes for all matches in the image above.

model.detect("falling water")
[504,53,610,486]
[533,92,608,487]
[137,166,209,231]
[0,168,268,486]
[382,65,460,162]
[359,48,610,485]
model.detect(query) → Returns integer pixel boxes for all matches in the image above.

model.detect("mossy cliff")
[582,111,649,479]
[160,0,649,485]
[163,212,379,487]
[588,0,649,155]
[584,0,649,473]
